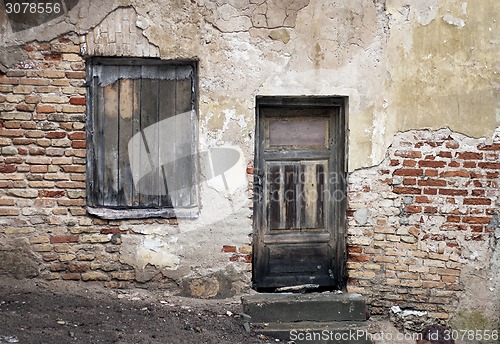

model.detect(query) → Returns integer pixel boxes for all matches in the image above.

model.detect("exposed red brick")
[463,161,476,168]
[0,164,16,173]
[462,216,491,224]
[36,104,56,113]
[448,161,460,168]
[442,275,457,283]
[229,254,251,263]
[471,189,485,197]
[69,263,90,273]
[424,169,438,177]
[349,254,371,262]
[405,205,422,213]
[69,97,86,105]
[456,152,483,160]
[438,189,467,196]
[45,131,67,139]
[446,215,460,223]
[44,54,62,61]
[438,151,452,158]
[423,206,437,214]
[403,178,416,185]
[16,104,35,112]
[418,160,446,168]
[71,140,86,148]
[403,160,416,167]
[415,196,430,203]
[477,143,500,151]
[394,168,423,177]
[50,235,79,244]
[486,172,499,179]
[418,179,447,187]
[65,71,86,79]
[393,186,421,195]
[389,160,400,166]
[38,190,65,198]
[100,228,127,234]
[348,246,363,253]
[67,132,85,141]
[0,129,24,137]
[423,188,438,195]
[222,245,237,253]
[478,162,500,169]
[425,141,443,147]
[463,198,491,205]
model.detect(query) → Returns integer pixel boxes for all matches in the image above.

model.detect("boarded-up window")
[86,58,198,219]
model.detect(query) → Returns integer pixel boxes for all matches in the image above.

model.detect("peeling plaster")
[120,235,181,282]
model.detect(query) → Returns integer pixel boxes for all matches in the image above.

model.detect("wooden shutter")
[87,59,198,218]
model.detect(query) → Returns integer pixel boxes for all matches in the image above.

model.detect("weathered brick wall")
[347,129,500,319]
[0,34,138,285]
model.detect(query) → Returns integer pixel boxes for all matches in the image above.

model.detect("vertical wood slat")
[173,70,194,207]
[283,164,296,229]
[139,72,160,207]
[117,78,136,207]
[89,76,102,207]
[158,78,176,208]
[131,78,144,207]
[316,163,325,228]
[102,81,119,207]
[267,164,281,230]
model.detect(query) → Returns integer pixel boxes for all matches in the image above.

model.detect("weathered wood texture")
[253,97,347,290]
[87,60,197,216]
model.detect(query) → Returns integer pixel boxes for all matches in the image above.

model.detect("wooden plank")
[102,82,119,207]
[263,232,330,244]
[158,78,176,208]
[88,76,102,207]
[262,150,331,161]
[172,71,194,207]
[283,164,296,229]
[316,163,325,228]
[139,71,160,207]
[266,244,330,275]
[268,118,327,147]
[129,78,142,207]
[267,163,281,230]
[117,78,136,207]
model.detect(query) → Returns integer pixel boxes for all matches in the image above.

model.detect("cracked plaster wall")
[0,0,499,301]
[1,0,498,169]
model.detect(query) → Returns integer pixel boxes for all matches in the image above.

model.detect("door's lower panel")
[255,243,336,289]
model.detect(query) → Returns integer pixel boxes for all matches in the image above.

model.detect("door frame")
[252,96,348,291]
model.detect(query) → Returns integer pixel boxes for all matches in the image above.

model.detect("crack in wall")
[198,0,310,33]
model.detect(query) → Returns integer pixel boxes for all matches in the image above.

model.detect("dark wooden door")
[253,97,347,290]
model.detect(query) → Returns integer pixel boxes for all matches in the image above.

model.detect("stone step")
[252,321,373,344]
[241,293,368,323]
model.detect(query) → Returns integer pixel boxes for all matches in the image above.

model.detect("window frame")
[85,57,199,220]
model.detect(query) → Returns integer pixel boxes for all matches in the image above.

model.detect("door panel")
[265,161,328,231]
[253,97,346,290]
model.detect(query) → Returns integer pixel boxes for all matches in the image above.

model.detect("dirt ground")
[0,277,275,344]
